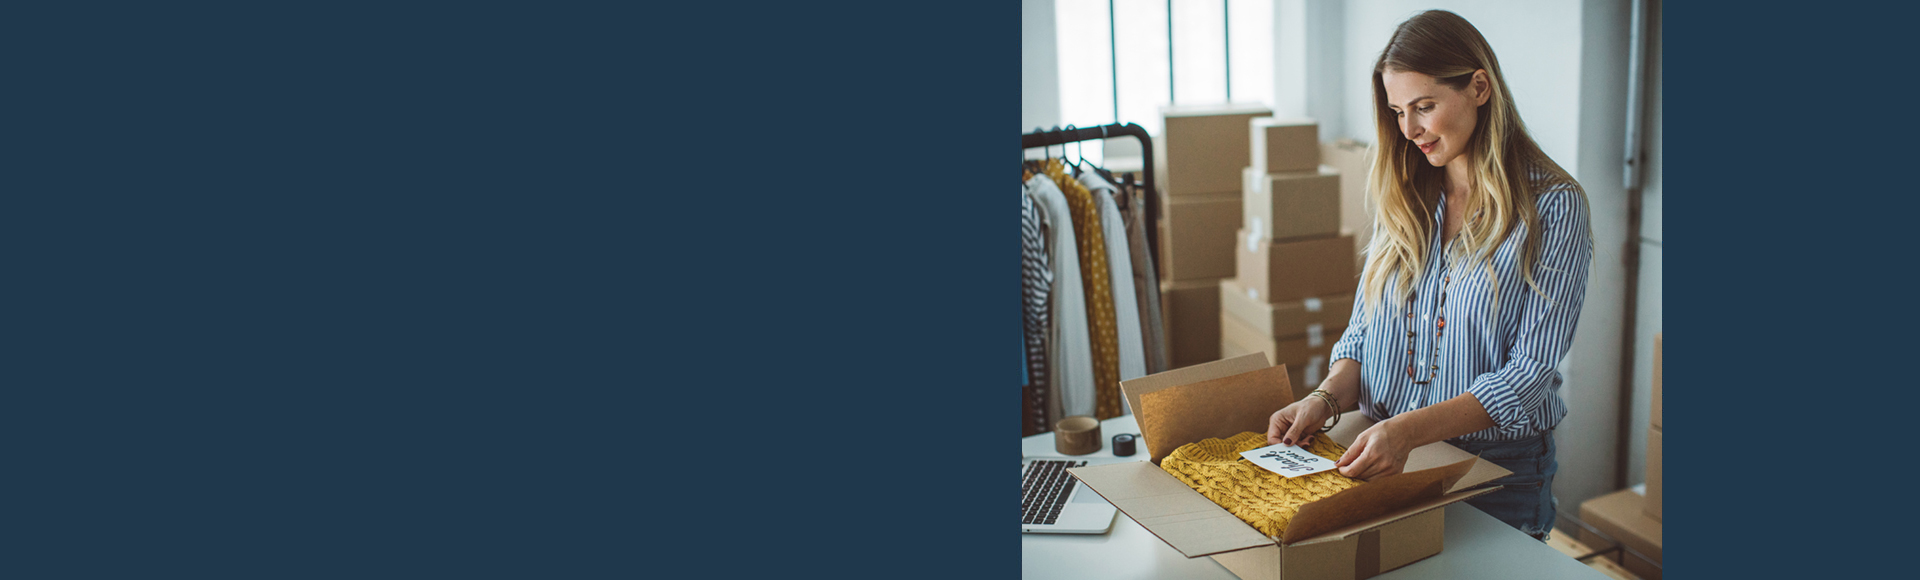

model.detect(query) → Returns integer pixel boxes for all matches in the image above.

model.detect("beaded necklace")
[1407,231,1460,384]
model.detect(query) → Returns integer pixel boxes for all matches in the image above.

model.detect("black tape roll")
[1111,433,1137,457]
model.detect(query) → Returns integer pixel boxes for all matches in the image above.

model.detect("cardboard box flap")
[1134,359,1294,464]
[1068,461,1276,558]
[1280,456,1477,544]
[1120,353,1273,461]
[1291,485,1503,547]
[1321,412,1513,492]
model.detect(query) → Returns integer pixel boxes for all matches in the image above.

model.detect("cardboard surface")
[1220,311,1339,368]
[1322,412,1511,493]
[1136,362,1294,465]
[1161,103,1273,196]
[1219,316,1334,404]
[1651,333,1663,429]
[1579,488,1663,580]
[1250,117,1320,174]
[1236,230,1357,304]
[1243,165,1341,242]
[1069,461,1278,558]
[1320,139,1373,272]
[1117,352,1272,449]
[1283,535,1358,579]
[1376,509,1444,573]
[1161,278,1225,369]
[1219,279,1354,340]
[1209,544,1282,580]
[1214,345,1308,404]
[1161,192,1243,281]
[1282,456,1476,544]
[1645,426,1662,521]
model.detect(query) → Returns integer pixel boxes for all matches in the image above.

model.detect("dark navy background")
[1665,3,1919,578]
[0,1,1907,577]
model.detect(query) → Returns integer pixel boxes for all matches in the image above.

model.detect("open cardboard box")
[1068,354,1512,580]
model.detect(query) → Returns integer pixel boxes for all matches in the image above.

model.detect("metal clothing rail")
[1021,123,1161,264]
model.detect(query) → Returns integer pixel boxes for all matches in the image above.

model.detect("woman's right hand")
[1266,396,1334,447]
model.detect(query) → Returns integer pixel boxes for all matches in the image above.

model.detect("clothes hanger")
[1061,125,1085,177]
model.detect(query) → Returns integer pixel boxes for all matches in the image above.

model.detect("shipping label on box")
[1219,279,1354,339]
[1244,166,1341,242]
[1221,312,1337,370]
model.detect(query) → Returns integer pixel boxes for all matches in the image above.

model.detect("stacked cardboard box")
[1221,118,1355,392]
[1578,489,1663,580]
[1156,103,1272,369]
[1578,332,1665,579]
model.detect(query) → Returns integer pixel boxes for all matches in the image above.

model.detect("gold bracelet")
[1309,389,1341,431]
[1308,389,1339,413]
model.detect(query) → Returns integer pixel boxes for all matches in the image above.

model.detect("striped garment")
[1020,187,1053,435]
[1329,167,1592,443]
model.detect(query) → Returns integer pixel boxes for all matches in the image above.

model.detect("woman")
[1264,10,1591,542]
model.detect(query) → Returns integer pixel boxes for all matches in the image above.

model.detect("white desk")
[1022,415,1608,579]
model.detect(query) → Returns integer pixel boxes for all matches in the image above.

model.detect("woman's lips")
[1419,141,1436,154]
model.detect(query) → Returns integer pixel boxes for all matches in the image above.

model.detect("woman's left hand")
[1336,418,1415,480]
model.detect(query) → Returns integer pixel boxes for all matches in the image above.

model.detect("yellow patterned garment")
[1044,159,1123,420]
[1160,431,1365,537]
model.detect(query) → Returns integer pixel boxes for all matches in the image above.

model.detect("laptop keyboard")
[1021,459,1087,525]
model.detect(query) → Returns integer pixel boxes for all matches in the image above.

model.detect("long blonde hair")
[1359,10,1585,318]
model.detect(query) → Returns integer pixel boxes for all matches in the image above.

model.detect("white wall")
[1023,0,1061,133]
[1278,0,1349,141]
[1561,0,1631,512]
[1272,1,1309,119]
[1338,1,1583,173]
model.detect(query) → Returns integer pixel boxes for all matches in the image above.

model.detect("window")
[1054,0,1274,164]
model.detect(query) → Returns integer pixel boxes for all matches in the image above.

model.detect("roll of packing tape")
[1112,433,1137,457]
[1055,416,1102,456]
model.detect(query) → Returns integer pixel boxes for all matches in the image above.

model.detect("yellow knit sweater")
[1159,431,1365,537]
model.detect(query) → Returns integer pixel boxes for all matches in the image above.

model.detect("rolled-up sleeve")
[1465,188,1592,436]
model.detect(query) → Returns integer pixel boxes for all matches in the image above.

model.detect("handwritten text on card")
[1239,443,1339,478]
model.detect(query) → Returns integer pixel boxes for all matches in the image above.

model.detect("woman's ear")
[1472,69,1491,106]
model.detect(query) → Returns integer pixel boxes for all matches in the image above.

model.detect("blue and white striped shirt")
[1329,167,1592,443]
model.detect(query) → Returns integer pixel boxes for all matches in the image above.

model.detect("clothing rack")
[1021,123,1169,433]
[1021,123,1161,263]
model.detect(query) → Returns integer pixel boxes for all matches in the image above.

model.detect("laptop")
[1021,456,1126,534]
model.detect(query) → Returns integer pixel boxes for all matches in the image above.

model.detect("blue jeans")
[1448,431,1558,541]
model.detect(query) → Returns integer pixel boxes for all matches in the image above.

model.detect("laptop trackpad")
[1072,488,1110,504]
